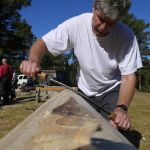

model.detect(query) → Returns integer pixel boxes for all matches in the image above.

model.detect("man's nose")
[100,22,107,30]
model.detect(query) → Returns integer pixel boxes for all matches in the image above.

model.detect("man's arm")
[118,73,136,107]
[20,39,47,76]
[110,73,136,129]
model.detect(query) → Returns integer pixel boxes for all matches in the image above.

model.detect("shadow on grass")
[16,96,36,103]
[76,138,136,150]
[0,96,36,107]
[119,129,142,149]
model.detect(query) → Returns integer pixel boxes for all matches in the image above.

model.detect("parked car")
[17,74,28,85]
[18,75,36,91]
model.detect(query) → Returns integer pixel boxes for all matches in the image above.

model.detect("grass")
[0,93,44,139]
[0,91,150,150]
[128,92,150,150]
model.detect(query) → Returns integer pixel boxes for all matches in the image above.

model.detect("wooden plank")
[0,90,136,150]
[36,86,65,91]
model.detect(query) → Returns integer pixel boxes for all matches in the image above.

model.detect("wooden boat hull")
[0,90,136,150]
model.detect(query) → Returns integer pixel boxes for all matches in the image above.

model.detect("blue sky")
[21,0,150,38]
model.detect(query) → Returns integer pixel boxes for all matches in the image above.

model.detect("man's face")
[92,8,117,37]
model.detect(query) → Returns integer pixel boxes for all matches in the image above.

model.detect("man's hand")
[109,74,136,130]
[19,39,47,77]
[20,59,41,77]
[109,107,131,130]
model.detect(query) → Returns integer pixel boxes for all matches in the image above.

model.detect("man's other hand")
[109,107,131,130]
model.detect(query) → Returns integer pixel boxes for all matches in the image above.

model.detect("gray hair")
[94,0,131,20]
[2,58,7,64]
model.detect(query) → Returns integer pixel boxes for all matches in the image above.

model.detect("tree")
[137,68,150,92]
[122,14,150,92]
[0,0,36,53]
[122,14,150,56]
[41,52,66,71]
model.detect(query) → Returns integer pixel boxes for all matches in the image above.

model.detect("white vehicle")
[17,74,28,85]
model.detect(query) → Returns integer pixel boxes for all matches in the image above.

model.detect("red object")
[0,64,12,80]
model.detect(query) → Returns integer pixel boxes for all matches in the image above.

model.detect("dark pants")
[0,78,12,104]
[79,84,120,119]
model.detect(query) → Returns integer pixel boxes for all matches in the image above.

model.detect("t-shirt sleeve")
[118,36,143,75]
[42,17,76,56]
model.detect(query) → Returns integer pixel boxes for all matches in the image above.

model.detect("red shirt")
[0,65,4,80]
[0,64,12,81]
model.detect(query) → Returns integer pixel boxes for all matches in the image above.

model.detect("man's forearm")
[117,73,136,108]
[29,39,47,64]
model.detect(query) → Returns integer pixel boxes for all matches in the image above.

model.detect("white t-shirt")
[42,13,143,96]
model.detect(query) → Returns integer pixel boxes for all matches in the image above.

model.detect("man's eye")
[99,17,105,23]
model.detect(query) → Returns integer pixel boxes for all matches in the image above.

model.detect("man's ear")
[93,2,97,12]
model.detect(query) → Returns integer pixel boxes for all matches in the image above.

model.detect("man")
[2,58,13,80]
[0,58,13,104]
[0,60,4,101]
[20,0,142,130]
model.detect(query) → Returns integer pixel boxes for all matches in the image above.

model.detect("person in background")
[0,60,4,102]
[0,58,13,104]
[2,58,13,80]
[20,0,143,132]
[0,59,4,80]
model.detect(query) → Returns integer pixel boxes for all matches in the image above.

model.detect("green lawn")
[0,94,44,139]
[0,92,150,150]
[128,92,150,150]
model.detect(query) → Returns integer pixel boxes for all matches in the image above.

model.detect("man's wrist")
[29,57,39,64]
[116,104,128,112]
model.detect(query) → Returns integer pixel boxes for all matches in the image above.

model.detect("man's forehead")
[95,10,118,24]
